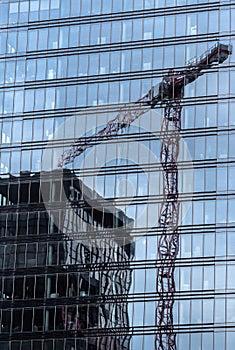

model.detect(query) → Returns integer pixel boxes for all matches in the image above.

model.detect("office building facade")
[0,1,235,349]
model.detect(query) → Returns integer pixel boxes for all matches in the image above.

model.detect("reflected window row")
[1,69,235,116]
[180,230,235,259]
[1,253,132,297]
[0,10,223,56]
[0,0,161,26]
[1,102,235,148]
[0,1,213,27]
[183,102,235,129]
[185,132,235,161]
[0,338,95,350]
[0,241,64,270]
[176,264,235,291]
[184,68,235,99]
[0,331,235,350]
[131,332,235,350]
[1,132,235,174]
[1,274,81,300]
[132,262,235,294]
[0,211,49,237]
[0,80,149,114]
[0,339,72,350]
[0,168,235,226]
[0,198,234,228]
[193,165,235,193]
[0,148,42,174]
[1,306,66,333]
[1,214,235,258]
[1,263,233,301]
[2,43,235,87]
[1,303,126,348]
[174,297,235,324]
[0,239,131,270]
[0,117,55,143]
[183,198,235,225]
[130,297,235,327]
[1,297,235,334]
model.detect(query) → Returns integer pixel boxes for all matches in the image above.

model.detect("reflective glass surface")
[0,1,235,350]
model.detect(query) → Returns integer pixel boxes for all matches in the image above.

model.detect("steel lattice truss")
[58,94,150,167]
[155,102,181,350]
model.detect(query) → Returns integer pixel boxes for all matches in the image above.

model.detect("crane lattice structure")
[58,42,232,350]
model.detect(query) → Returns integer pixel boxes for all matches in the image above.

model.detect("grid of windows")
[0,1,235,350]
[0,10,222,54]
[0,0,219,26]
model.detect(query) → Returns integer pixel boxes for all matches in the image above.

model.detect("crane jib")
[58,42,232,167]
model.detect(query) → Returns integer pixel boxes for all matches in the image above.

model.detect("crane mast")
[155,101,181,350]
[58,42,232,350]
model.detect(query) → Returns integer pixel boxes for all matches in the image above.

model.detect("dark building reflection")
[0,169,134,350]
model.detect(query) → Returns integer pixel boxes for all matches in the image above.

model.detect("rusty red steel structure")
[155,100,181,350]
[58,42,232,349]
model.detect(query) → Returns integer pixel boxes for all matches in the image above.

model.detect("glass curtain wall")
[0,0,235,349]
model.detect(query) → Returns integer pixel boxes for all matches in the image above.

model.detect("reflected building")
[0,170,134,350]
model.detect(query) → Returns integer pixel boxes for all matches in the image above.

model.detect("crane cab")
[147,81,169,107]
